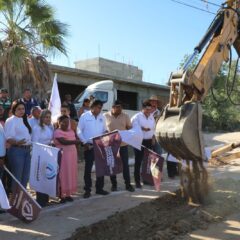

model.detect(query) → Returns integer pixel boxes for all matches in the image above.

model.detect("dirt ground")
[69,132,240,240]
[69,176,240,240]
[1,132,240,240]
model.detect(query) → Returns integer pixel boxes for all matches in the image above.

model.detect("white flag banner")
[167,153,179,163]
[0,179,10,209]
[48,73,61,123]
[30,142,60,197]
[119,126,143,150]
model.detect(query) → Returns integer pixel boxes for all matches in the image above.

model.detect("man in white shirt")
[77,100,109,198]
[131,100,155,188]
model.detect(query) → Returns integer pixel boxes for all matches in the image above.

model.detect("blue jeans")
[7,146,31,191]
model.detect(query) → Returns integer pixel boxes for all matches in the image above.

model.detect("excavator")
[155,0,240,202]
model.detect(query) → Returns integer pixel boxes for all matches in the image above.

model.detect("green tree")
[0,0,68,98]
[180,55,240,132]
[179,54,199,71]
[203,60,240,131]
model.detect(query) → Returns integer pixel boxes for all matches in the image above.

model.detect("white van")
[74,80,138,117]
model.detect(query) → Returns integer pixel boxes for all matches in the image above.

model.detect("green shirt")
[0,97,12,109]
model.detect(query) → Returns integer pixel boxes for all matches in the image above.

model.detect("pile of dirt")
[68,178,240,240]
[209,157,240,167]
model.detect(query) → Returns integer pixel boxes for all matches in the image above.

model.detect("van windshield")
[74,90,92,103]
[74,90,108,104]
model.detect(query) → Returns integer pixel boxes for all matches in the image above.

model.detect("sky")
[47,0,224,85]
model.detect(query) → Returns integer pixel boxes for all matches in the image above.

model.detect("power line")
[170,0,217,15]
[198,0,222,8]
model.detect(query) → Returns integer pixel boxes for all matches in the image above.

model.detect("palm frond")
[26,1,53,25]
[0,0,68,99]
[38,20,69,56]
[0,44,29,72]
[27,55,50,87]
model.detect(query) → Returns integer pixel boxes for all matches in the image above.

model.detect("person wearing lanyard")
[77,100,109,199]
[4,100,32,190]
[131,100,156,189]
[32,109,54,207]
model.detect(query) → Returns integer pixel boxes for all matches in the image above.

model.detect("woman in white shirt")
[32,109,53,145]
[32,109,54,207]
[4,100,32,190]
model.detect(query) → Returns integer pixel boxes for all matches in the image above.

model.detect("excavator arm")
[191,4,239,101]
[156,0,240,162]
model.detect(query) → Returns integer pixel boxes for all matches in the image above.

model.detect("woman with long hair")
[4,100,32,190]
[32,109,54,207]
[32,109,53,145]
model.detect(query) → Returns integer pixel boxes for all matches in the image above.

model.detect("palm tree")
[0,0,68,99]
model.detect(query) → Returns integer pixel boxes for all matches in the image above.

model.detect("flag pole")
[3,165,42,208]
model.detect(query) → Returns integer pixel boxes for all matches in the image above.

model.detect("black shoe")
[126,184,135,192]
[111,185,117,192]
[96,189,109,195]
[83,192,91,199]
[135,183,142,189]
[65,196,74,202]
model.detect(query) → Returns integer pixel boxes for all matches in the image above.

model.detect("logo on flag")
[141,147,164,191]
[7,183,41,223]
[46,163,57,180]
[30,143,60,197]
[93,131,122,177]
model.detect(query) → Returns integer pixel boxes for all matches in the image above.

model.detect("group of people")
[0,87,178,209]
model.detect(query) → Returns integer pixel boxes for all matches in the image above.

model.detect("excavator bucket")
[156,102,205,161]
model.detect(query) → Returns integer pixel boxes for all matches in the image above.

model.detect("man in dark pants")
[131,100,155,188]
[104,100,134,192]
[166,153,179,179]
[77,100,109,198]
